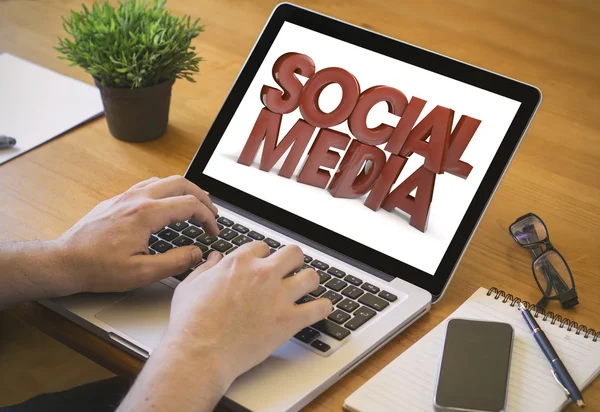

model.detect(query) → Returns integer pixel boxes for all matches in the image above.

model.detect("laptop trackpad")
[95,282,174,349]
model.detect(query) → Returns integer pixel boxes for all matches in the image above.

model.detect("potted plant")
[57,0,204,142]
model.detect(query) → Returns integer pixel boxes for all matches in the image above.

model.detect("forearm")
[118,336,232,412]
[0,240,78,308]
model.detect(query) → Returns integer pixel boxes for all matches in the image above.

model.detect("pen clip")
[551,368,571,398]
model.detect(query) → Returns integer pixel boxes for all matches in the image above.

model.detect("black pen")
[519,303,585,408]
[0,135,17,150]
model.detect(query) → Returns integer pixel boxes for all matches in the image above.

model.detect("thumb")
[185,250,223,282]
[134,246,204,284]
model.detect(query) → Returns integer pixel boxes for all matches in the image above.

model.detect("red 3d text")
[237,52,481,232]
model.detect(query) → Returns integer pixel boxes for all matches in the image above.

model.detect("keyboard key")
[192,242,208,253]
[148,235,159,246]
[361,283,380,294]
[232,235,253,246]
[296,295,315,305]
[311,260,329,271]
[174,269,192,282]
[310,339,331,352]
[310,285,327,297]
[358,293,389,311]
[152,240,173,253]
[212,240,233,253]
[203,249,221,260]
[304,255,313,264]
[172,235,194,247]
[217,223,224,231]
[379,290,398,302]
[197,233,219,245]
[312,319,351,341]
[189,218,207,227]
[218,228,238,241]
[264,238,281,248]
[317,270,332,284]
[225,246,238,255]
[327,267,345,278]
[345,307,377,331]
[182,226,203,238]
[192,259,205,269]
[148,249,156,255]
[232,223,249,233]
[270,248,277,255]
[325,278,348,292]
[248,230,265,240]
[328,310,351,324]
[157,228,178,241]
[342,286,364,299]
[338,299,360,313]
[217,216,234,227]
[168,221,189,231]
[344,275,363,286]
[294,327,320,344]
[322,290,343,305]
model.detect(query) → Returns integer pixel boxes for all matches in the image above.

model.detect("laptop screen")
[202,21,522,277]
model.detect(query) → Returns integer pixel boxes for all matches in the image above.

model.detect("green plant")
[57,0,204,89]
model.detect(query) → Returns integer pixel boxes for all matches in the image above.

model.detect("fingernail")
[191,247,203,262]
[208,251,221,262]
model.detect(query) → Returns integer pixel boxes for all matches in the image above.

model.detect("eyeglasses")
[509,213,578,309]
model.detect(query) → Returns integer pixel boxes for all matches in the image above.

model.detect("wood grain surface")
[1,0,599,410]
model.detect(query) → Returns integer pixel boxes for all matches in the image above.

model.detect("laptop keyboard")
[148,214,398,356]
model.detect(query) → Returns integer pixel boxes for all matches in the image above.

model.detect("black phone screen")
[435,319,514,412]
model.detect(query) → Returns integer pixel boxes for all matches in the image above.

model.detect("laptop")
[42,4,541,411]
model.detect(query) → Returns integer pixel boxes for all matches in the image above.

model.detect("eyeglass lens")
[533,250,573,298]
[511,214,547,245]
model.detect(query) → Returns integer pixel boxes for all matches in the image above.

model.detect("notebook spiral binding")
[487,287,599,342]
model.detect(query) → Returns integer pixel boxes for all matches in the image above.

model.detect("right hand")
[164,242,332,387]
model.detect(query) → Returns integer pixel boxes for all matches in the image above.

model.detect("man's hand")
[0,175,218,307]
[54,175,219,294]
[171,242,332,382]
[118,242,332,412]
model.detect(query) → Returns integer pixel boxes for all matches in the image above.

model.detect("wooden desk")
[1,0,599,410]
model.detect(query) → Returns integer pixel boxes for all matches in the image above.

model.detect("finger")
[149,195,219,235]
[290,298,333,332]
[131,246,203,284]
[282,268,320,302]
[129,176,160,191]
[186,250,223,282]
[143,175,218,216]
[240,240,270,258]
[263,245,304,278]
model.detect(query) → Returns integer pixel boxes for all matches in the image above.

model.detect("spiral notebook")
[345,287,600,412]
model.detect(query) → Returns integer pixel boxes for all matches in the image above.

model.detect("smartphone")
[434,318,514,412]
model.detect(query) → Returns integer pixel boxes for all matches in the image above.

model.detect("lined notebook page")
[345,287,600,412]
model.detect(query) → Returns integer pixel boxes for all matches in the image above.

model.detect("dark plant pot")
[94,79,175,142]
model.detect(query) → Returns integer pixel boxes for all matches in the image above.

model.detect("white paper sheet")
[0,53,104,165]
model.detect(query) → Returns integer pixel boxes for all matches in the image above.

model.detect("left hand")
[54,175,219,294]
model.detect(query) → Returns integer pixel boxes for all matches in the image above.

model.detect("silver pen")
[0,135,17,150]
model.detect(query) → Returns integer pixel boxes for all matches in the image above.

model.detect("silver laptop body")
[40,2,540,411]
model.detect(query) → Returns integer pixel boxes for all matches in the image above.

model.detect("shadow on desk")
[0,310,114,406]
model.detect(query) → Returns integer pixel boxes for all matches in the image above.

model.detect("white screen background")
[204,22,521,276]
